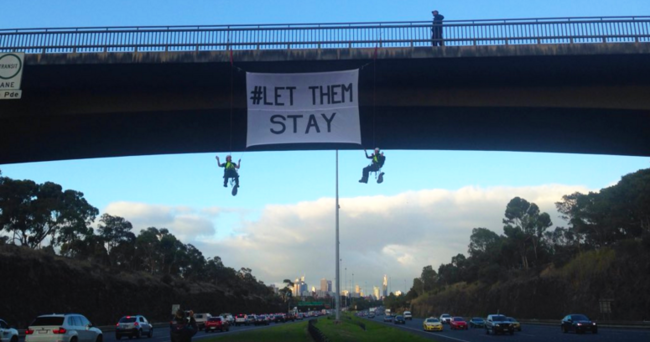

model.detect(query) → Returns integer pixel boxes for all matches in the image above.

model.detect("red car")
[450,317,468,330]
[204,317,229,333]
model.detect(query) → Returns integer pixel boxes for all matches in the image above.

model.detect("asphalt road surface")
[366,317,650,342]
[99,320,306,342]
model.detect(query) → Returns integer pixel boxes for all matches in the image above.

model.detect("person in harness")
[359,147,386,184]
[170,309,197,342]
[216,155,240,188]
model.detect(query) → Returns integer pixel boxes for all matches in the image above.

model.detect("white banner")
[246,70,360,147]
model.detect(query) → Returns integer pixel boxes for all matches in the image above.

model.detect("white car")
[403,311,412,320]
[26,314,103,342]
[190,313,210,331]
[219,314,234,325]
[1,319,19,342]
[439,314,452,324]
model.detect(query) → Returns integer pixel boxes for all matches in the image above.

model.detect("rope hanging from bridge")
[373,44,378,149]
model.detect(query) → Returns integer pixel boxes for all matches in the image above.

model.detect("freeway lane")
[365,317,650,342]
[98,320,307,342]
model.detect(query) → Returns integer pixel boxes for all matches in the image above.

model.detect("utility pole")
[335,150,340,322]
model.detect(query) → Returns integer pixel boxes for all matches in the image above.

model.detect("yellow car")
[423,317,444,332]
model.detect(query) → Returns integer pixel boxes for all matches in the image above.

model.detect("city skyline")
[290,274,389,299]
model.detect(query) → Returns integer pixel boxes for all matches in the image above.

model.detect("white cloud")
[103,184,591,294]
[103,202,218,241]
[198,183,592,293]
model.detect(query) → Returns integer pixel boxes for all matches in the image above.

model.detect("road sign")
[0,53,24,100]
[0,90,21,99]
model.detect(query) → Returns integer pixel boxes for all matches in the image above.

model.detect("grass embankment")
[206,314,437,342]
[208,322,312,342]
[317,314,436,342]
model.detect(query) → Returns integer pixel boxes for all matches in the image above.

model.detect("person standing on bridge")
[216,155,240,188]
[431,10,445,46]
[359,148,386,184]
[170,309,197,342]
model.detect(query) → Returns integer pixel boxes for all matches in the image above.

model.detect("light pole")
[344,267,347,308]
[335,150,340,322]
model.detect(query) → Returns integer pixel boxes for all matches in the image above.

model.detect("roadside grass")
[205,321,311,342]
[316,314,437,342]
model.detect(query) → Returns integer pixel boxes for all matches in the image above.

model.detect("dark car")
[394,315,406,325]
[469,317,485,328]
[485,314,514,335]
[273,314,285,323]
[561,314,598,334]
[204,317,229,333]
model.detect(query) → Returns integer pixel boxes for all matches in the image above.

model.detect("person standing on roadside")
[431,10,445,46]
[170,309,197,342]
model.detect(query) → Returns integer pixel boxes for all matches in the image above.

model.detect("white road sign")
[0,53,24,100]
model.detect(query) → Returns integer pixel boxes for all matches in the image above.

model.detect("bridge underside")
[2,44,650,164]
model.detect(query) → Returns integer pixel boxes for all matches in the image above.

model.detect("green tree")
[0,179,98,248]
[97,214,135,266]
[503,197,552,269]
[420,265,437,292]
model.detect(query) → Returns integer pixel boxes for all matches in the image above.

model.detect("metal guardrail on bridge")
[1,16,649,54]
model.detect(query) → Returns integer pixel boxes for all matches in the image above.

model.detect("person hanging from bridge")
[359,147,386,184]
[431,10,445,47]
[216,155,240,188]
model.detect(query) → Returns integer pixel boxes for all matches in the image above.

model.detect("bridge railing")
[1,16,649,54]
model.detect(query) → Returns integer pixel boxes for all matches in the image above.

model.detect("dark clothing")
[359,153,385,183]
[432,14,445,46]
[221,161,239,187]
[170,316,197,342]
[361,164,382,183]
[223,168,239,187]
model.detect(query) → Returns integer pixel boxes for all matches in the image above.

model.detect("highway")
[10,320,307,342]
[367,316,650,342]
[95,320,304,342]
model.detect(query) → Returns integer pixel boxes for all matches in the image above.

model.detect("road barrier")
[1,16,649,54]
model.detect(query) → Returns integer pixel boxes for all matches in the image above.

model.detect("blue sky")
[2,0,649,295]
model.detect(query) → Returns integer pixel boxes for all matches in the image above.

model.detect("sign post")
[0,52,24,100]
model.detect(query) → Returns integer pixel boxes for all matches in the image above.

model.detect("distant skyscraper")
[320,278,328,292]
[382,275,388,297]
[373,286,380,300]
[327,280,332,292]
[293,276,308,297]
[355,284,360,294]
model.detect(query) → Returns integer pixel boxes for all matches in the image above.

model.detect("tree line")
[394,168,650,307]
[0,170,273,297]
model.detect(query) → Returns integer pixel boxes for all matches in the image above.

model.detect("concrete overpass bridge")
[1,16,650,164]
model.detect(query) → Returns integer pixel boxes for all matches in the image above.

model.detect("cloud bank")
[103,184,591,293]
